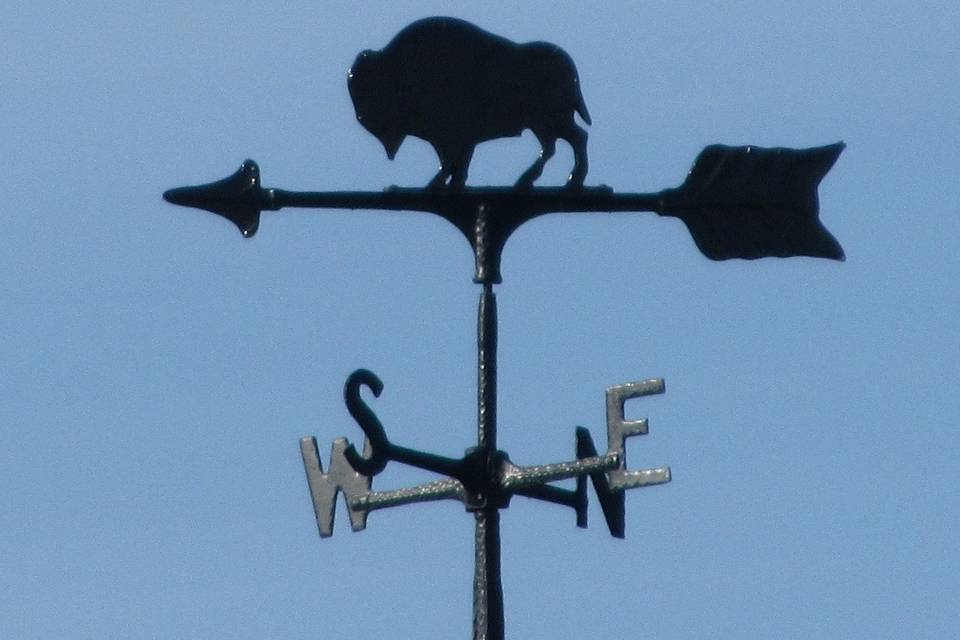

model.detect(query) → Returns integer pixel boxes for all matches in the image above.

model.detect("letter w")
[300,436,372,537]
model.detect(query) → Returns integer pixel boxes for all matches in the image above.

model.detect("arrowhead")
[163,159,269,237]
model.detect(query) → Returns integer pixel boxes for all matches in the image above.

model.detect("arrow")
[163,143,844,282]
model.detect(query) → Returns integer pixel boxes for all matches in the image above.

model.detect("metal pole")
[473,281,504,640]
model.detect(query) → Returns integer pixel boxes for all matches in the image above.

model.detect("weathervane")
[163,16,844,640]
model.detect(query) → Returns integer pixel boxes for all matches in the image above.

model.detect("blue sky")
[1,2,957,638]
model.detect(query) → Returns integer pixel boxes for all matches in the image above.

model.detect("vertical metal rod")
[473,281,504,640]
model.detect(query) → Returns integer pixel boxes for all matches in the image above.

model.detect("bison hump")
[385,16,516,66]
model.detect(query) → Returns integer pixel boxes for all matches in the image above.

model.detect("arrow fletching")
[163,159,268,237]
[661,143,845,261]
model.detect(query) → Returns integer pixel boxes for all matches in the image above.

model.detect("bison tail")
[575,85,591,125]
[577,99,592,126]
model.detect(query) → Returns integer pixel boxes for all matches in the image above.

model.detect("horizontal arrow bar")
[499,452,620,491]
[349,478,467,513]
[164,142,844,282]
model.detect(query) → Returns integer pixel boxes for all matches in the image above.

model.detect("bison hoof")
[565,174,586,190]
[514,176,535,190]
[426,173,449,190]
[426,181,465,192]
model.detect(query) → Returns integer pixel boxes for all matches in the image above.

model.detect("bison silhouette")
[348,17,591,189]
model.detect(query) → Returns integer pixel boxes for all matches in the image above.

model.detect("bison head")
[348,50,406,159]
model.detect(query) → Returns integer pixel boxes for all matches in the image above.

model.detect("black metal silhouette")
[163,143,844,283]
[162,16,847,640]
[348,16,591,190]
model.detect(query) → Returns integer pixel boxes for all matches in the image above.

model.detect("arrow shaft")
[269,186,664,215]
[350,479,466,512]
[500,453,619,490]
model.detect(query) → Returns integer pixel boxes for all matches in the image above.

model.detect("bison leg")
[447,145,474,190]
[427,167,450,190]
[564,123,589,189]
[427,145,473,190]
[515,134,556,189]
